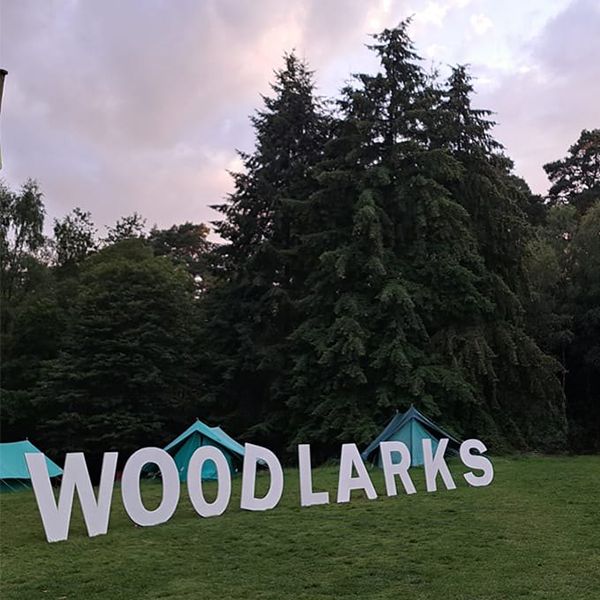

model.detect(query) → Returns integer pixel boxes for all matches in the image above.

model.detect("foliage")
[1,24,598,458]
[0,179,46,311]
[33,239,200,462]
[1,193,212,458]
[523,130,600,452]
[564,203,600,450]
[203,52,330,450]
[104,212,146,243]
[53,207,97,268]
[148,222,214,292]
[544,128,600,215]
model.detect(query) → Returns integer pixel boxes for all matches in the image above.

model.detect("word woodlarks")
[25,439,493,543]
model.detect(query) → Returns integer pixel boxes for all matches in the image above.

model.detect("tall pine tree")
[433,64,567,449]
[202,54,329,451]
[288,24,493,453]
[289,24,567,453]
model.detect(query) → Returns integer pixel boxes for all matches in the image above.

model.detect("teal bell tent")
[0,440,63,492]
[147,420,245,482]
[362,406,461,467]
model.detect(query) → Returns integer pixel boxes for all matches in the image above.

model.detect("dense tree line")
[1,24,598,465]
[1,198,211,469]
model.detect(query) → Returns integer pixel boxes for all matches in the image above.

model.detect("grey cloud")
[478,0,600,193]
[0,0,596,234]
[1,0,382,232]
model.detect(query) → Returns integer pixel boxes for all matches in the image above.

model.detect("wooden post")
[0,69,7,117]
[0,69,6,169]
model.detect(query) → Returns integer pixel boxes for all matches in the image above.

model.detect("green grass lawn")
[1,456,599,599]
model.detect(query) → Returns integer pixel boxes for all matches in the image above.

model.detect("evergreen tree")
[3,29,586,461]
[201,53,329,449]
[288,24,494,453]
[434,64,567,449]
[288,26,567,453]
[544,129,600,215]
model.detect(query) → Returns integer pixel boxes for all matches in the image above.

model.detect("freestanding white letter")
[240,443,284,511]
[298,444,329,507]
[379,441,416,496]
[337,443,377,503]
[121,447,180,526]
[460,439,494,487]
[26,452,118,543]
[423,438,456,492]
[187,446,231,517]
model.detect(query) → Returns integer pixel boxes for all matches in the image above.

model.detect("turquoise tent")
[0,440,63,492]
[362,406,461,467]
[147,420,245,482]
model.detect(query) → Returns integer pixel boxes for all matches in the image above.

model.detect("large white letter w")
[26,452,118,543]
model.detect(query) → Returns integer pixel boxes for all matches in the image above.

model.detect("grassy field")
[1,456,599,599]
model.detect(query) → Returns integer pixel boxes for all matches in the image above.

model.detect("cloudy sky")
[1,0,598,236]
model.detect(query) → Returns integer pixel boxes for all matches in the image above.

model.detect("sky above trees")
[1,0,598,235]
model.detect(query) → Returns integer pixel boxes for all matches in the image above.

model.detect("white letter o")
[121,447,180,527]
[186,446,231,517]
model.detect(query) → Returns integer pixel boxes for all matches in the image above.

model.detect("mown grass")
[1,456,599,599]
